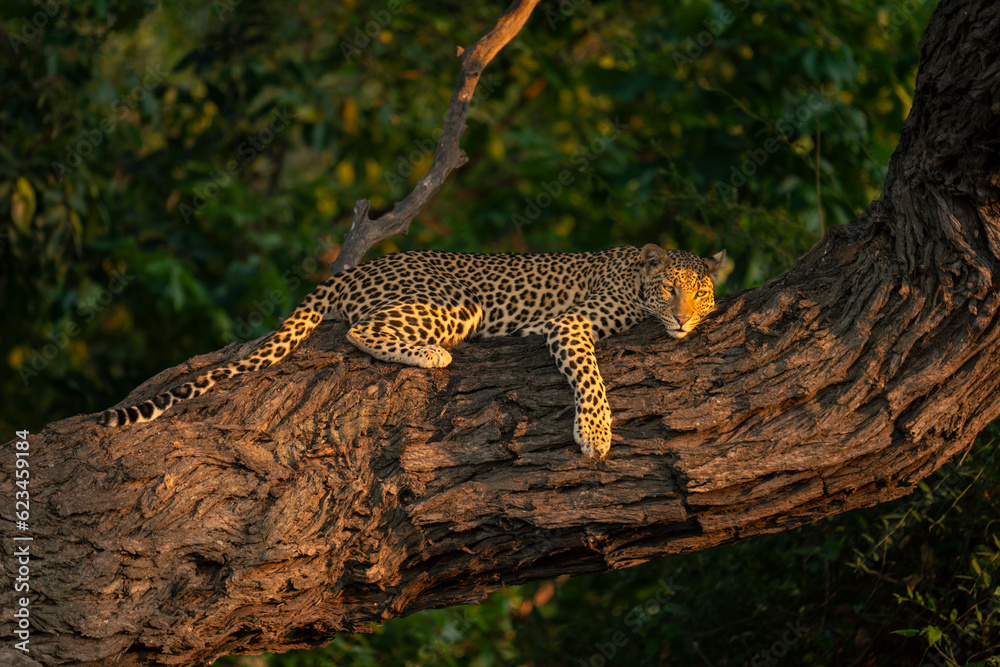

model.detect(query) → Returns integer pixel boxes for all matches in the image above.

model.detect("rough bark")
[2,0,1000,665]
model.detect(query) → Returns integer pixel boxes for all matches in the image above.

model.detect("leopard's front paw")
[573,401,612,458]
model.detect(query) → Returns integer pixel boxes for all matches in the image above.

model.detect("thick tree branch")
[329,0,541,273]
[2,1,1000,666]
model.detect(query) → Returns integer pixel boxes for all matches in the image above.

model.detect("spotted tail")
[99,307,325,427]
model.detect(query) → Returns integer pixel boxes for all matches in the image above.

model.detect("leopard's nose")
[676,315,690,326]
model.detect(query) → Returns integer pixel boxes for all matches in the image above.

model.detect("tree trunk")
[3,1,1000,665]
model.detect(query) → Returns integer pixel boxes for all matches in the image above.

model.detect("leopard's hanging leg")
[540,312,612,458]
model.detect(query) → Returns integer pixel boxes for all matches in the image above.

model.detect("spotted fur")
[100,244,725,458]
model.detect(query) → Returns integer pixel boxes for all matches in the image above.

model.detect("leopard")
[100,244,725,458]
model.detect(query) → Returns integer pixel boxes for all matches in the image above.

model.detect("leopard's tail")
[99,306,325,427]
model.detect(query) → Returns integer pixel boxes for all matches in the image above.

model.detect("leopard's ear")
[703,250,727,283]
[640,244,668,276]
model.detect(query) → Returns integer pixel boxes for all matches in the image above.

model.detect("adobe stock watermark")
[578,578,680,666]
[672,0,751,67]
[17,267,135,385]
[11,429,33,654]
[383,74,500,190]
[511,117,627,233]
[178,106,295,223]
[51,64,169,182]
[6,0,63,54]
[544,0,593,29]
[749,618,806,666]
[429,610,476,652]
[222,235,339,343]
[716,85,836,199]
[577,579,680,666]
[880,0,932,37]
[339,0,406,61]
[212,0,246,20]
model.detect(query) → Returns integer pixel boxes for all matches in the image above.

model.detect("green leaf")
[10,177,36,233]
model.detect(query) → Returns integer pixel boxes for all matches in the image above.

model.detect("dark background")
[2,1,996,665]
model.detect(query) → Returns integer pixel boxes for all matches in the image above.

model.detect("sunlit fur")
[638,245,725,339]
[101,245,726,458]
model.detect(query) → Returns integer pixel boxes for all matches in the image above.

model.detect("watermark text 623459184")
[12,430,33,654]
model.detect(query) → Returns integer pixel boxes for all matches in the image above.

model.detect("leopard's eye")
[695,290,708,299]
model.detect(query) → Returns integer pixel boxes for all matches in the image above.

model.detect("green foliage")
[6,0,1000,665]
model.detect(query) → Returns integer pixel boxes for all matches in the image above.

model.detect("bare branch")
[330,0,542,273]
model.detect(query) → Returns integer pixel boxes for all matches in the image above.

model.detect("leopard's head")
[638,244,726,339]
